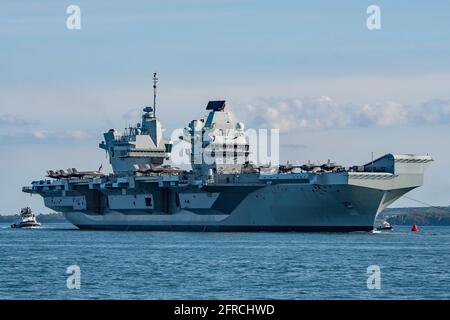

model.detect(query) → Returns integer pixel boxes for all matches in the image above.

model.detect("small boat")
[375,220,393,231]
[11,207,41,229]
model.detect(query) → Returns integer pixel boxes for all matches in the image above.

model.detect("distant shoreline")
[0,212,67,223]
[378,206,450,226]
[1,206,450,225]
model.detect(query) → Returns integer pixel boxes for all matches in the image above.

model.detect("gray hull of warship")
[23,76,433,232]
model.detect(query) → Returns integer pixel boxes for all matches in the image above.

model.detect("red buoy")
[411,224,419,232]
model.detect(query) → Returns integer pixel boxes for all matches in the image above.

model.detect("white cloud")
[238,97,450,132]
[0,114,34,126]
[62,130,88,140]
[417,99,450,125]
[0,130,89,144]
[123,108,142,121]
[32,130,46,139]
[358,101,408,127]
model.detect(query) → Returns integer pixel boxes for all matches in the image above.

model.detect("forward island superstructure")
[23,75,433,231]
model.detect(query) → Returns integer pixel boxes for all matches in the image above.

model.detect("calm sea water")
[0,223,449,299]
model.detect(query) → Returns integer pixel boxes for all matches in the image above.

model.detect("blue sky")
[1,0,450,213]
[2,1,450,84]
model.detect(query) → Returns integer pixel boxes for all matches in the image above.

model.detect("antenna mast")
[153,72,158,117]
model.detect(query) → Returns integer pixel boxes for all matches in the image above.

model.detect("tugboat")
[11,207,41,229]
[375,220,393,231]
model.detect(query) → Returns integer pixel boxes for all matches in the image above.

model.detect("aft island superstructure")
[23,75,433,231]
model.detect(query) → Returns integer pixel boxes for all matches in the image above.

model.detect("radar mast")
[153,72,158,117]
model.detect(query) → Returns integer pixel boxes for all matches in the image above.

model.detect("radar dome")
[236,122,245,131]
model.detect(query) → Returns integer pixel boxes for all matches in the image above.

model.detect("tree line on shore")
[1,207,450,225]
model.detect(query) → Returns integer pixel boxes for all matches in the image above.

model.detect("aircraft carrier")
[23,74,433,231]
